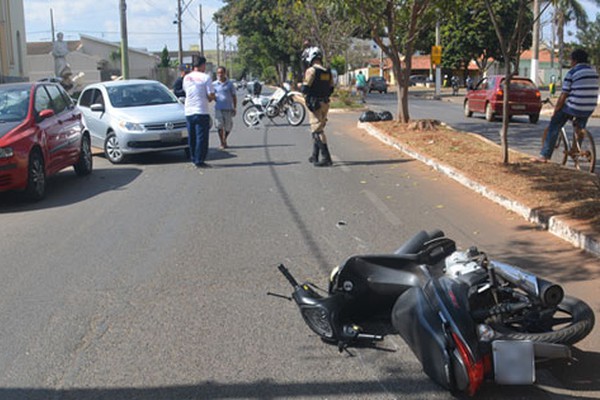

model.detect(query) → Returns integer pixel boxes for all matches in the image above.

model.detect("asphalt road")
[0,98,599,399]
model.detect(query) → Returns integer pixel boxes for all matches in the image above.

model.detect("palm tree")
[548,0,591,79]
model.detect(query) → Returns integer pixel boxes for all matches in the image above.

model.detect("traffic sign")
[431,45,442,65]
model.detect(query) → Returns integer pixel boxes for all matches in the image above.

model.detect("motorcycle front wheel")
[286,101,306,126]
[487,295,595,345]
[242,105,263,127]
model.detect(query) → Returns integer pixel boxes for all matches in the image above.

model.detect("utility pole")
[177,0,183,65]
[50,9,55,42]
[199,5,204,55]
[216,23,220,67]
[119,0,130,79]
[434,19,441,99]
[530,0,540,85]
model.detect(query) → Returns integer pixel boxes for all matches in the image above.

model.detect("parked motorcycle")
[242,81,306,127]
[273,230,594,395]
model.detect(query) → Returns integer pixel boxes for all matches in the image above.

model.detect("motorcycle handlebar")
[278,264,299,288]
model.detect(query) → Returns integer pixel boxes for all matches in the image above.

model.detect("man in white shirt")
[183,56,215,167]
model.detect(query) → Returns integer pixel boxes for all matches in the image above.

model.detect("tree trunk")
[501,63,511,164]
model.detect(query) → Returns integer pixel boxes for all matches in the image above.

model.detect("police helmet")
[303,46,323,65]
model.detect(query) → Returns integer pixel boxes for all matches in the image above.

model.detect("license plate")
[511,105,526,110]
[493,340,535,385]
[162,131,181,142]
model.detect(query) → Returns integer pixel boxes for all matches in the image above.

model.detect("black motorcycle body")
[242,82,305,127]
[276,230,594,395]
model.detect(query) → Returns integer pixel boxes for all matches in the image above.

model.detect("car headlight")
[0,147,14,159]
[118,121,145,132]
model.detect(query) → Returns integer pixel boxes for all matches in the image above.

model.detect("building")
[27,34,161,90]
[0,0,27,82]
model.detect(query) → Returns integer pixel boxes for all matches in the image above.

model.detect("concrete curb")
[358,121,600,257]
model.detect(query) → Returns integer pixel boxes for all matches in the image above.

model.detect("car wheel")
[384,89,387,94]
[485,103,495,122]
[529,113,540,124]
[104,132,125,164]
[74,134,93,176]
[464,101,473,117]
[25,149,46,201]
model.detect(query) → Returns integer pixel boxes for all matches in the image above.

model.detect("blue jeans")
[541,108,589,159]
[186,114,210,165]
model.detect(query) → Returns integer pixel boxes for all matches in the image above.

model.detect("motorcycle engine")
[266,105,279,118]
[444,248,483,278]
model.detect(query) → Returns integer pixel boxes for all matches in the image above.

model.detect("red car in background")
[0,81,92,201]
[463,75,542,123]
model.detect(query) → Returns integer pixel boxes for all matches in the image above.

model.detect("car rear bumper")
[492,102,542,115]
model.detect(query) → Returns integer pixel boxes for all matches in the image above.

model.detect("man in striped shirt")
[535,49,599,162]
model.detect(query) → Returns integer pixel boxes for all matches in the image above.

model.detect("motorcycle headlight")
[0,147,14,159]
[119,121,145,132]
[300,306,334,339]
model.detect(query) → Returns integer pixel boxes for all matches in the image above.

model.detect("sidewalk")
[356,118,600,258]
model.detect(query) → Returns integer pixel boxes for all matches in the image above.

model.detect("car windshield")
[0,87,30,123]
[107,83,178,108]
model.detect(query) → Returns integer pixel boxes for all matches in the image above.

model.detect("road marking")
[363,189,401,226]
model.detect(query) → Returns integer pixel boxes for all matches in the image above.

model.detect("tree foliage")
[577,13,600,67]
[439,0,532,76]
[159,46,170,68]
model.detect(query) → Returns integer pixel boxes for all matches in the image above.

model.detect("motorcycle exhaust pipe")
[489,261,564,307]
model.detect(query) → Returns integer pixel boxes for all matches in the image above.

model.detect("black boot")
[308,141,320,164]
[314,142,332,167]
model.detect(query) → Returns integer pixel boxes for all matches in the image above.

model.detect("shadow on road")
[0,166,142,213]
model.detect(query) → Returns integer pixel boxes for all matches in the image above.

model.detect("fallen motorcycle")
[273,230,595,395]
[242,81,306,128]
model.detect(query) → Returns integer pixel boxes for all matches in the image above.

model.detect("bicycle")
[541,98,597,173]
[544,119,596,173]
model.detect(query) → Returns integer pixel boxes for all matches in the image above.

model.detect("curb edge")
[357,121,600,257]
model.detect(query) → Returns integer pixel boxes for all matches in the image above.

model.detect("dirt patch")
[373,120,600,234]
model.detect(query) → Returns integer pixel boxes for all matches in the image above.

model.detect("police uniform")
[302,55,334,167]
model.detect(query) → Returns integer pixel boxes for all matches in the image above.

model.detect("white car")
[78,79,188,164]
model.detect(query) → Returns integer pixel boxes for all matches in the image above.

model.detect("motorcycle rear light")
[452,332,485,396]
[301,306,334,338]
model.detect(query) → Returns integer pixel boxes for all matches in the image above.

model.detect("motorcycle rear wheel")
[286,101,306,126]
[487,295,595,345]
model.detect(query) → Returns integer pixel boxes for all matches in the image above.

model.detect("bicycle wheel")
[550,129,568,166]
[572,129,596,173]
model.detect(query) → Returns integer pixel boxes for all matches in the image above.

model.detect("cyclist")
[533,49,599,163]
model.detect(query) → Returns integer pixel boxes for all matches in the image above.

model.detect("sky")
[23,0,227,53]
[22,0,600,53]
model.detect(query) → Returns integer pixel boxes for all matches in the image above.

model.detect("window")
[79,89,94,108]
[45,85,67,114]
[34,86,52,114]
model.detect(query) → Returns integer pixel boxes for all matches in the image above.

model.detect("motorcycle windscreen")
[391,287,453,390]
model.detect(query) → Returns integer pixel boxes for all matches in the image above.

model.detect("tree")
[577,13,600,67]
[548,0,590,80]
[336,0,442,123]
[159,46,170,68]
[484,0,534,163]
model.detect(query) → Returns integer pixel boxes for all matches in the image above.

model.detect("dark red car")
[464,75,542,123]
[0,81,92,200]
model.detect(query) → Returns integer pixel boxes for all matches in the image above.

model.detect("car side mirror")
[90,103,105,112]
[38,109,55,119]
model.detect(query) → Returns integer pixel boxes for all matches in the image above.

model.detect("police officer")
[302,46,334,167]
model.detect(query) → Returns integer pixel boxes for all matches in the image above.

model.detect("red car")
[464,75,542,123]
[0,81,92,200]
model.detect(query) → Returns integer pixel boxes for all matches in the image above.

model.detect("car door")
[46,84,82,167]
[469,77,488,113]
[79,87,109,147]
[34,85,64,172]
